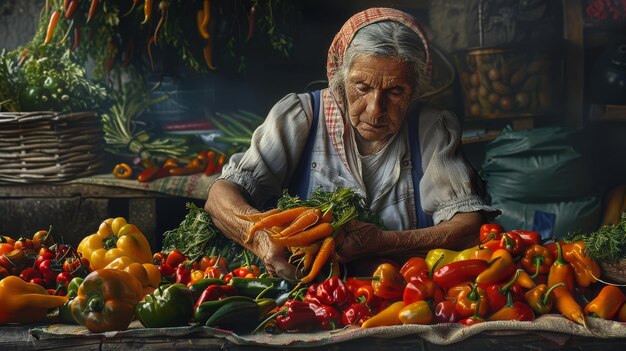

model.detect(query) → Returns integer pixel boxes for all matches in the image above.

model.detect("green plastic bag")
[481,126,595,202]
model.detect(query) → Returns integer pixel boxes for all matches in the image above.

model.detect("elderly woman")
[205,8,499,278]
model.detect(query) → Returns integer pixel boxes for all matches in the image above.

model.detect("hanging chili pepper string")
[44,10,61,45]
[246,3,257,42]
[153,1,169,46]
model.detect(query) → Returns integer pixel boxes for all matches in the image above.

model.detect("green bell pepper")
[135,283,194,328]
[58,277,84,324]
[228,277,293,299]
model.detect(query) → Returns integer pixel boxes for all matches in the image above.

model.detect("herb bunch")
[162,203,261,265]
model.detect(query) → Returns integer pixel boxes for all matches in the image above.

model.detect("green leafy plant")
[567,217,626,263]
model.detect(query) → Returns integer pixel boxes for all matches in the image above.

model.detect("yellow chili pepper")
[547,241,574,293]
[361,301,405,328]
[0,276,68,324]
[475,249,516,286]
[553,286,586,326]
[426,246,492,272]
[562,241,601,288]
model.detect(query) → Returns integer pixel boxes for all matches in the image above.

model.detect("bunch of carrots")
[238,188,381,283]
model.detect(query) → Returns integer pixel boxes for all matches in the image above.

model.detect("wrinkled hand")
[255,235,296,281]
[334,220,383,263]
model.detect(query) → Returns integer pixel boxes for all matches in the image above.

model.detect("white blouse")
[218,90,499,230]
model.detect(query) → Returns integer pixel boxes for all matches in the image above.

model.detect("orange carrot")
[279,208,321,237]
[300,236,334,283]
[320,209,334,223]
[245,207,311,244]
[269,222,334,247]
[234,208,280,223]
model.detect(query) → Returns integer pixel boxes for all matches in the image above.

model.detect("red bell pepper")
[479,223,504,243]
[488,292,535,321]
[276,300,339,331]
[499,231,524,256]
[341,302,372,327]
[432,259,488,290]
[433,300,461,323]
[175,265,191,285]
[303,277,353,309]
[484,269,526,314]
[403,268,444,306]
[399,257,428,282]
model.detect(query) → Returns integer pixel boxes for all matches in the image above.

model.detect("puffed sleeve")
[418,107,500,224]
[218,93,313,208]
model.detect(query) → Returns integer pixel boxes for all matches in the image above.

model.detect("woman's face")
[345,55,415,151]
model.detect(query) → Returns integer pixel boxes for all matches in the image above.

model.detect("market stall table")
[2,314,625,351]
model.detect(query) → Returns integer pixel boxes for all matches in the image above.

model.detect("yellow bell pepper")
[104,256,160,296]
[0,276,68,324]
[425,245,492,271]
[78,217,153,270]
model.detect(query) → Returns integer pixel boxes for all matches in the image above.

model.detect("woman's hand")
[334,220,383,263]
[254,235,296,281]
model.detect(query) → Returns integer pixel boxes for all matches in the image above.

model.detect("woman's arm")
[334,211,484,262]
[205,179,296,279]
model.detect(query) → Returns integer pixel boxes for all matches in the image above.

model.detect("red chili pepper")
[193,284,237,310]
[222,272,233,283]
[203,151,217,175]
[71,27,81,51]
[87,0,99,23]
[341,302,371,327]
[44,10,61,45]
[432,259,488,290]
[215,153,226,173]
[65,0,78,19]
[458,298,486,326]
[245,4,257,42]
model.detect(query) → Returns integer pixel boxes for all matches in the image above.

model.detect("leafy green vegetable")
[567,217,626,263]
[276,187,384,229]
[162,203,262,266]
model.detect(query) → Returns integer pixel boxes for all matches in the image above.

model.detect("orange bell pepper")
[77,217,153,270]
[455,283,488,319]
[488,292,535,321]
[104,256,160,295]
[584,285,626,320]
[371,263,405,300]
[520,244,554,278]
[524,282,564,315]
[0,276,68,324]
[70,269,144,333]
[561,241,601,288]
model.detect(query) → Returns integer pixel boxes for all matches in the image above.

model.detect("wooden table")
[2,323,625,351]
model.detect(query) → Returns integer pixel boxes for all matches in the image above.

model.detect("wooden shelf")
[462,130,502,144]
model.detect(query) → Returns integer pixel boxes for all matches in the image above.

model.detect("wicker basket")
[600,259,626,284]
[0,111,104,183]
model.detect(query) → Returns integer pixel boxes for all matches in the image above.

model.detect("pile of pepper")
[113,149,226,182]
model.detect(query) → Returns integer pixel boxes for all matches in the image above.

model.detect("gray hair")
[329,21,432,105]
